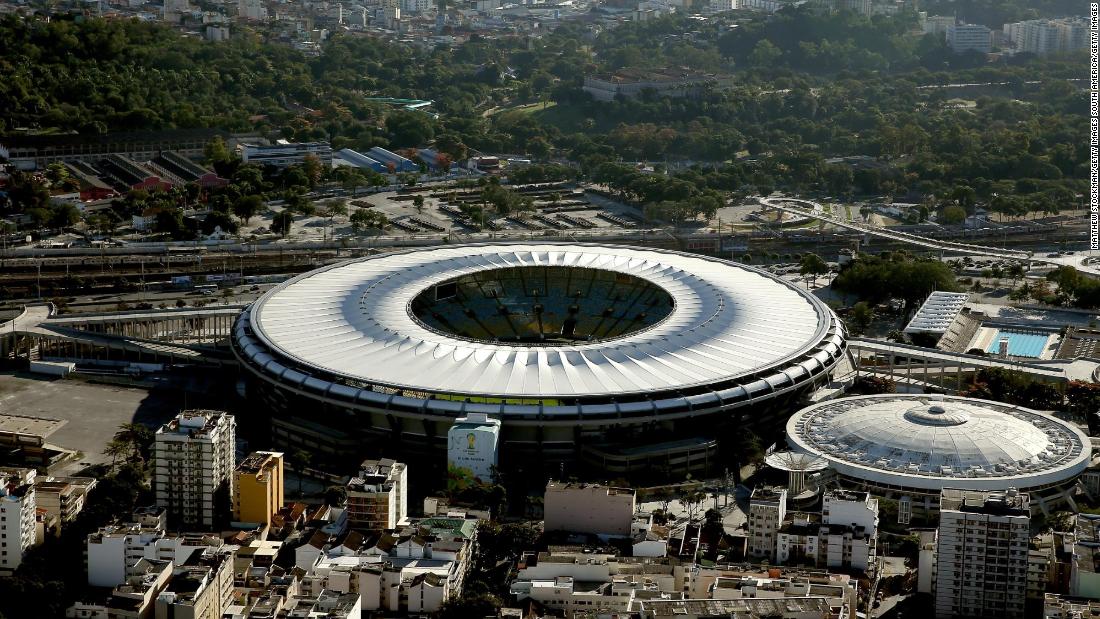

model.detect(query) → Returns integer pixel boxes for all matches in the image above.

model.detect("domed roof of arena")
[786,394,1090,491]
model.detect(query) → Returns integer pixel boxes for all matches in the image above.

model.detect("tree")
[272,210,294,237]
[412,195,425,214]
[849,301,875,335]
[302,155,324,188]
[386,110,435,146]
[287,449,312,497]
[323,200,348,224]
[232,195,263,224]
[799,253,829,288]
[350,209,388,234]
[681,489,708,524]
[49,203,81,229]
[203,136,233,165]
[431,593,501,619]
[940,205,967,225]
[107,422,154,468]
[324,485,347,507]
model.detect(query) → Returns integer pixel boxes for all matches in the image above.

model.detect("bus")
[194,284,218,295]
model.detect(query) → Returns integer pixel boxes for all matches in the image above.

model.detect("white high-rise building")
[0,468,37,573]
[399,0,432,14]
[774,490,879,573]
[935,488,1029,619]
[238,0,267,20]
[154,411,236,529]
[947,23,992,53]
[924,15,955,36]
[1003,18,1090,55]
[748,487,786,561]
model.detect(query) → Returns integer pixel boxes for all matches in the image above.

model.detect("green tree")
[940,205,967,225]
[203,136,233,165]
[287,449,312,497]
[272,210,294,237]
[350,209,388,234]
[799,252,829,288]
[849,301,875,335]
[232,195,263,224]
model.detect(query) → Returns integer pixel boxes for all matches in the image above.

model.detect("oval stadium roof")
[248,243,835,399]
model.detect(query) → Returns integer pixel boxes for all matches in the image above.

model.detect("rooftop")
[247,244,833,399]
[903,291,969,335]
[237,451,283,474]
[787,394,1090,491]
[940,488,1030,515]
[638,597,834,618]
[157,410,231,439]
[546,481,635,497]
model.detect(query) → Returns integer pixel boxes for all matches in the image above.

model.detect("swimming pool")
[985,329,1050,358]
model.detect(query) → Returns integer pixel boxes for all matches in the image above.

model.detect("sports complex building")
[783,394,1092,517]
[231,243,848,478]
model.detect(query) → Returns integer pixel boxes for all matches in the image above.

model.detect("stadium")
[784,394,1092,517]
[232,243,847,478]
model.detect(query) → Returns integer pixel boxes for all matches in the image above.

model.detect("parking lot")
[0,371,219,474]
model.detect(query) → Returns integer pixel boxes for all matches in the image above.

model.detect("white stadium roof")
[786,394,1090,491]
[248,244,833,399]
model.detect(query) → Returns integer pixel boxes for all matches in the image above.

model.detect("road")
[759,197,1099,276]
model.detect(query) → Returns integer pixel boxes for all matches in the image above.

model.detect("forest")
[0,6,1091,224]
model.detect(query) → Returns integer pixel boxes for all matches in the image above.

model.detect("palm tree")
[111,422,154,466]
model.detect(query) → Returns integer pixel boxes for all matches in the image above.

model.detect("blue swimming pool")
[986,329,1049,358]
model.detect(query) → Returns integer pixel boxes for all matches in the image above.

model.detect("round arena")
[232,243,847,478]
[784,394,1091,516]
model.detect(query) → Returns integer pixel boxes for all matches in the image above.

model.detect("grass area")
[528,104,616,133]
[490,101,558,120]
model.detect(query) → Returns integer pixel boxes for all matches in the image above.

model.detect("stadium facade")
[232,243,847,478]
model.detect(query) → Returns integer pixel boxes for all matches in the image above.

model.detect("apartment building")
[638,597,834,619]
[544,481,636,538]
[233,451,284,528]
[1003,18,1090,55]
[153,411,236,529]
[935,488,1029,619]
[748,486,787,561]
[345,459,408,531]
[924,14,956,36]
[153,547,235,619]
[86,520,222,588]
[0,468,37,573]
[1072,514,1100,598]
[510,548,692,614]
[286,517,476,615]
[240,141,333,168]
[34,476,95,526]
[947,23,992,53]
